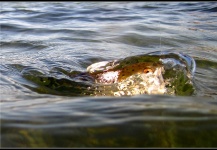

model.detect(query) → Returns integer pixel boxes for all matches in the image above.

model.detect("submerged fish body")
[85,51,196,96]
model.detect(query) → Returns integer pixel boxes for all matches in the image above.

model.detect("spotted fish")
[84,51,196,96]
[88,61,162,84]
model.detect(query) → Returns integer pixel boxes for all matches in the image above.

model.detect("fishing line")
[159,20,162,52]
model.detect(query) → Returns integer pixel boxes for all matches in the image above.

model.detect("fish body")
[84,51,195,96]
[88,62,161,84]
[117,62,160,81]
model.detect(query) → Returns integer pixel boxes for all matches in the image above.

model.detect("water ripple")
[1,2,217,147]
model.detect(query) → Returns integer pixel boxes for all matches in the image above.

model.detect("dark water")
[1,2,217,147]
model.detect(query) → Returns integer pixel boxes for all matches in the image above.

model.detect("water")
[1,2,217,147]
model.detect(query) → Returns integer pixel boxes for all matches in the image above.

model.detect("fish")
[88,61,162,84]
[84,51,196,96]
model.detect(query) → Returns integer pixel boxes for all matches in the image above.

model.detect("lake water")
[1,2,217,147]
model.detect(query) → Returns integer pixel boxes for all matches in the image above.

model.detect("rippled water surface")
[1,2,217,147]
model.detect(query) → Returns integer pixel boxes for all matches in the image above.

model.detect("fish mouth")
[94,70,120,84]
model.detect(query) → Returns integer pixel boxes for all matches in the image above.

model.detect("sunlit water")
[1,2,217,147]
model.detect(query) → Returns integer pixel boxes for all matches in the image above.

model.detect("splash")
[86,50,196,96]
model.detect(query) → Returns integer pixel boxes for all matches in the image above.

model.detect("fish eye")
[144,69,152,73]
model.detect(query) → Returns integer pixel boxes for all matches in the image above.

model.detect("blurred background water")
[1,2,217,147]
